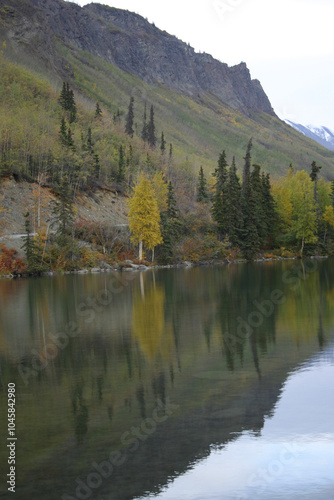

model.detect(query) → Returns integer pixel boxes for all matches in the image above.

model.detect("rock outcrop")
[1,0,276,116]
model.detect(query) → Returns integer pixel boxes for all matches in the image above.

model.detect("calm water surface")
[0,259,334,500]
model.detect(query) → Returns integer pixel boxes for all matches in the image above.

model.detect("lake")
[0,259,334,500]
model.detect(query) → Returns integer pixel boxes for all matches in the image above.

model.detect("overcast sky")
[73,0,334,129]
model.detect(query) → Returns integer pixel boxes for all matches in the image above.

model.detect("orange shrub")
[0,245,26,274]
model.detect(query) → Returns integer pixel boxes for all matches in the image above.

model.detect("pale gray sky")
[72,0,334,129]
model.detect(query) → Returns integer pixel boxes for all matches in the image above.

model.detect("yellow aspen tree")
[290,170,317,255]
[128,174,163,261]
[152,171,168,212]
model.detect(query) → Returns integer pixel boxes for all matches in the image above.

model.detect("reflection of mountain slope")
[1,262,334,499]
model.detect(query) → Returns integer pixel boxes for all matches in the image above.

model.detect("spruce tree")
[147,105,156,148]
[157,181,182,263]
[68,88,77,123]
[51,175,74,249]
[95,102,102,118]
[22,212,47,274]
[197,166,208,202]
[86,127,93,153]
[125,96,135,137]
[160,132,166,154]
[310,160,322,244]
[22,212,37,272]
[59,117,67,146]
[225,157,242,246]
[240,141,260,259]
[93,154,100,179]
[169,143,173,159]
[212,150,228,236]
[141,103,148,142]
[240,181,260,260]
[67,127,75,149]
[261,172,278,245]
[58,82,77,123]
[250,164,267,243]
[242,138,253,193]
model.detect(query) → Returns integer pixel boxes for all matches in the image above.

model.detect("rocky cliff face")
[1,0,275,116]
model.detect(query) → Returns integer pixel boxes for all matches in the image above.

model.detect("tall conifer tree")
[225,157,242,246]
[197,166,209,202]
[147,105,156,148]
[125,96,135,137]
[212,150,228,236]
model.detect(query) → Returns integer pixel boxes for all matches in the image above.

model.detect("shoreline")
[0,255,330,279]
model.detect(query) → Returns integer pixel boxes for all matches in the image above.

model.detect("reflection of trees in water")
[216,264,278,375]
[71,383,89,444]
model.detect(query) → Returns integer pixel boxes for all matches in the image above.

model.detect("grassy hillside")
[1,32,334,181]
[58,41,334,178]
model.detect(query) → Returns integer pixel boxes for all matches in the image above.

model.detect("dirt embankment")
[0,177,128,254]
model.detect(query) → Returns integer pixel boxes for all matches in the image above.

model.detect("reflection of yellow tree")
[132,285,173,362]
[276,270,320,344]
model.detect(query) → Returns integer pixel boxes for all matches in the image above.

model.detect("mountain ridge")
[0,0,334,177]
[1,0,275,117]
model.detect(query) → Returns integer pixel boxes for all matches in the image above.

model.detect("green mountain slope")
[0,0,333,179]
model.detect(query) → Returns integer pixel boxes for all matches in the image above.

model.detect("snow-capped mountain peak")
[284,120,334,151]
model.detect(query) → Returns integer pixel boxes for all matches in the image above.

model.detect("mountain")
[0,0,274,117]
[285,121,334,151]
[0,0,334,177]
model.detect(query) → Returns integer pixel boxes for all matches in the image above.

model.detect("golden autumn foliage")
[128,174,163,260]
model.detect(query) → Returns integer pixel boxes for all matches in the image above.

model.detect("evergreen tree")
[67,127,75,149]
[116,145,125,184]
[59,117,67,146]
[212,150,228,236]
[240,141,260,259]
[166,181,180,224]
[58,82,68,110]
[261,172,278,245]
[113,108,121,125]
[125,96,135,137]
[240,182,260,260]
[250,164,267,243]
[93,154,100,179]
[157,181,182,263]
[58,82,77,123]
[242,138,253,193]
[68,88,77,123]
[310,160,322,240]
[169,143,173,159]
[22,212,37,273]
[86,127,93,153]
[197,166,208,202]
[147,105,156,148]
[331,180,334,207]
[225,157,242,246]
[160,132,166,154]
[51,175,75,250]
[95,102,102,118]
[22,213,47,274]
[141,103,148,142]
